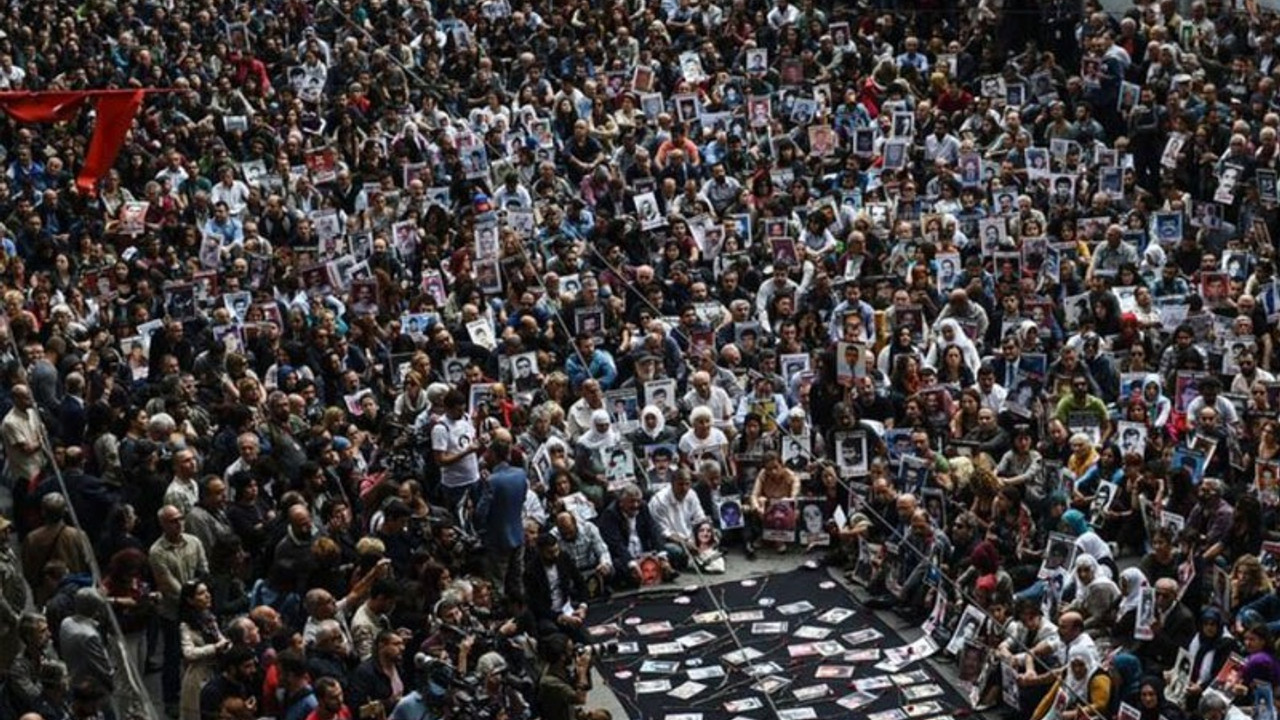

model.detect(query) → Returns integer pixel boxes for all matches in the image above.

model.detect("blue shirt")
[484,462,529,550]
[566,349,618,390]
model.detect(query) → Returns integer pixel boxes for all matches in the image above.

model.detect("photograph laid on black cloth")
[585,569,965,720]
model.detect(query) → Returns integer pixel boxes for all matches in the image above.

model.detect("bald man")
[1138,577,1195,671]
[2,384,47,485]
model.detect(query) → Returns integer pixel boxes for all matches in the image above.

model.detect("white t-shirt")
[431,416,479,488]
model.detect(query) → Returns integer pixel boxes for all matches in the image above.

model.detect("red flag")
[78,90,144,194]
[0,93,89,123]
[0,90,145,194]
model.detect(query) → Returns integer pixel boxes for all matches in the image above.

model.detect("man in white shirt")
[162,448,201,514]
[766,0,799,29]
[155,151,190,197]
[648,470,707,570]
[431,389,484,509]
[682,371,735,435]
[210,166,251,218]
[1,384,46,485]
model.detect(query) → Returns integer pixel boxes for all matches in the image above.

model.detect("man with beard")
[200,645,260,720]
[523,531,589,639]
[260,391,307,483]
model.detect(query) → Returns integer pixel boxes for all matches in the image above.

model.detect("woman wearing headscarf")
[1136,675,1185,720]
[1109,653,1145,713]
[1061,509,1118,581]
[573,410,620,508]
[876,324,923,377]
[1184,608,1237,711]
[1114,567,1150,638]
[1032,644,1111,720]
[626,404,680,446]
[1141,374,1173,428]
[1065,433,1100,499]
[925,318,981,375]
[1236,622,1280,698]
[1064,554,1121,632]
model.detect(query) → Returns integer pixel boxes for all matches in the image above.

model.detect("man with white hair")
[222,432,260,481]
[307,619,353,681]
[682,371,734,434]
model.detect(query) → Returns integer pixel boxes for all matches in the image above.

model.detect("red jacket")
[233,56,271,97]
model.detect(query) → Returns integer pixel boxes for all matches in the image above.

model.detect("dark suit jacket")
[348,658,399,714]
[57,395,86,447]
[594,502,663,570]
[1138,601,1196,670]
[305,649,351,686]
[63,469,117,541]
[522,553,587,624]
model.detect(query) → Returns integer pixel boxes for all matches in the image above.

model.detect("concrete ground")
[584,545,984,720]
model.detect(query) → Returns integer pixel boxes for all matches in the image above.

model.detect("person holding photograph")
[647,469,707,570]
[1031,644,1111,720]
[745,452,799,559]
[596,483,676,587]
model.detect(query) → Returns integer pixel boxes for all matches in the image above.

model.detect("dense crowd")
[1,0,1280,719]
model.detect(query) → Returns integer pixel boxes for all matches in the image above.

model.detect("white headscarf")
[1142,243,1167,273]
[1062,643,1101,702]
[1073,531,1113,567]
[927,318,981,373]
[637,404,666,440]
[1118,567,1149,616]
[578,410,620,450]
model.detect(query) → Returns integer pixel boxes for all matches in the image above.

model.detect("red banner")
[0,90,146,194]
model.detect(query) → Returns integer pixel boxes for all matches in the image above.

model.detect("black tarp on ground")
[585,568,968,720]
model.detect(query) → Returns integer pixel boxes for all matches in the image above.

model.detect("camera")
[414,653,492,719]
[576,639,618,658]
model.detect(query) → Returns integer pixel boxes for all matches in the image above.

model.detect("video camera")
[414,653,489,719]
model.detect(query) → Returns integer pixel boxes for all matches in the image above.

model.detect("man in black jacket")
[594,483,673,588]
[199,645,259,720]
[523,531,589,640]
[1136,577,1196,672]
[348,629,407,716]
[306,619,355,684]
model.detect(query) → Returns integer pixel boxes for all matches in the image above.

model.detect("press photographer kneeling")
[536,634,611,720]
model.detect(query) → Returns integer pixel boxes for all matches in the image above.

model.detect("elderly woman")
[573,410,620,508]
[678,406,734,477]
[1063,554,1120,631]
[1032,644,1111,720]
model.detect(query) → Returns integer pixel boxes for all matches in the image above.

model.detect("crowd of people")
[0,0,1278,718]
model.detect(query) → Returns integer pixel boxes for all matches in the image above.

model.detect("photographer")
[420,594,483,676]
[473,651,531,720]
[535,634,610,720]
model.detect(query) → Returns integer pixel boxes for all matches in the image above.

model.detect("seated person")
[521,531,589,640]
[595,483,675,587]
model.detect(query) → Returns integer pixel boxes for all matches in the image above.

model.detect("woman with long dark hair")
[178,580,230,720]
